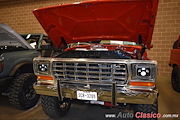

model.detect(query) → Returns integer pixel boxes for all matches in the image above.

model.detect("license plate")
[77,91,97,101]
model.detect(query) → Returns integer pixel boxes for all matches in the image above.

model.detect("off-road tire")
[173,40,179,49]
[41,95,71,119]
[9,73,40,110]
[171,66,180,92]
[134,100,158,120]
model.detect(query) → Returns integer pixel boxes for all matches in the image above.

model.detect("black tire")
[173,40,179,49]
[9,73,40,110]
[41,95,71,119]
[134,100,158,120]
[171,66,180,92]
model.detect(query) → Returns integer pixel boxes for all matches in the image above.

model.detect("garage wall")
[0,0,88,33]
[0,0,180,75]
[148,0,180,75]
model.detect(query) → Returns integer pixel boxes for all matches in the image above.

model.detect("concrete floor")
[0,76,180,120]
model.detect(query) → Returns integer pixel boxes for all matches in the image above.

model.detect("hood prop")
[138,35,142,45]
[138,35,146,57]
[58,37,68,52]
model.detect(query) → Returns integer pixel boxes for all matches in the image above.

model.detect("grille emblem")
[84,84,90,89]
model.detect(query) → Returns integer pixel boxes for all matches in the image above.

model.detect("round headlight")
[38,64,48,72]
[137,67,150,77]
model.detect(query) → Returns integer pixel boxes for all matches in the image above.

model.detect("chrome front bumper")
[33,83,158,105]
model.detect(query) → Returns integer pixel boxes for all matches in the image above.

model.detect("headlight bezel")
[131,63,157,81]
[33,59,51,76]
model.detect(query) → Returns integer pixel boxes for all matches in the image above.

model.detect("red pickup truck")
[169,36,180,92]
[33,0,159,119]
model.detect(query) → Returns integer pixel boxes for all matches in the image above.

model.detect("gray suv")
[0,23,47,110]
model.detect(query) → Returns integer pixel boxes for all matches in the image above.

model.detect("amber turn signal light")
[37,76,53,80]
[130,81,155,87]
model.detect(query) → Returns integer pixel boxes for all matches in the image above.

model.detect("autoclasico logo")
[105,112,161,119]
[105,112,179,119]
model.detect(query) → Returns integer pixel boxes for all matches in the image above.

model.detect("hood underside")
[0,24,33,49]
[33,0,158,49]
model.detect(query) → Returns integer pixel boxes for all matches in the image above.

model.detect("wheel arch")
[9,62,33,76]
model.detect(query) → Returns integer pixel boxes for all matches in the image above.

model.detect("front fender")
[0,50,39,77]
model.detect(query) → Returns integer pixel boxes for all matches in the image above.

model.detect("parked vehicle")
[33,0,159,119]
[0,24,48,110]
[21,33,49,49]
[169,36,180,92]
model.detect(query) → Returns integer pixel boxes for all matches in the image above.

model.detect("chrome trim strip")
[34,57,157,64]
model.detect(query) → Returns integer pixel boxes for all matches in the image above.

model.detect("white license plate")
[77,91,97,101]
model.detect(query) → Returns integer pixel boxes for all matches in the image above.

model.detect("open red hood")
[33,0,158,49]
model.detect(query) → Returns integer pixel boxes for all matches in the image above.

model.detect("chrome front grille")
[53,61,128,84]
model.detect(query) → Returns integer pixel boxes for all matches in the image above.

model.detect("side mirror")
[40,43,54,57]
[40,43,52,50]
[36,43,51,51]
